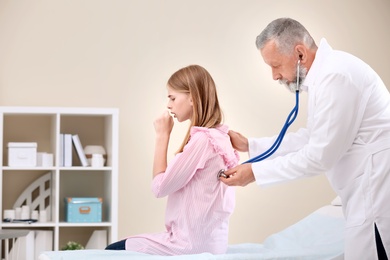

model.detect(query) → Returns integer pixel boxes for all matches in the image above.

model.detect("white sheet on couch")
[39,205,345,260]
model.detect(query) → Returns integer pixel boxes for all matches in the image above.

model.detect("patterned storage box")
[65,197,102,223]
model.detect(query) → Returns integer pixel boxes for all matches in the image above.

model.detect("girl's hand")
[153,111,173,177]
[154,111,174,136]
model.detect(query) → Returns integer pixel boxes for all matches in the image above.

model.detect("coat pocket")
[337,173,367,228]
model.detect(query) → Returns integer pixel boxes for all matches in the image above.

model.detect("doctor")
[220,18,390,259]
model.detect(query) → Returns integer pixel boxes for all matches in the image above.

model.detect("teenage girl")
[106,65,239,255]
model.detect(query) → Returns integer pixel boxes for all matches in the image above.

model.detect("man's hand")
[219,163,255,186]
[228,130,249,152]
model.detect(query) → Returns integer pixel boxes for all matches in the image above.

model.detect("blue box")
[65,197,102,223]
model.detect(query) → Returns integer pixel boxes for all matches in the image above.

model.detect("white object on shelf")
[62,134,73,167]
[8,230,35,260]
[4,209,16,220]
[91,154,104,167]
[37,153,54,167]
[34,230,53,260]
[72,134,88,167]
[1,230,30,260]
[39,209,47,223]
[13,172,52,222]
[86,230,107,249]
[59,134,73,167]
[5,230,51,260]
[7,142,37,167]
[31,210,39,220]
[21,205,30,219]
[84,145,106,166]
[15,207,22,219]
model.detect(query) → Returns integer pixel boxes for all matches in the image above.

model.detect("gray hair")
[255,18,316,55]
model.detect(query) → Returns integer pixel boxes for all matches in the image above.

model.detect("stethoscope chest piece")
[217,169,228,179]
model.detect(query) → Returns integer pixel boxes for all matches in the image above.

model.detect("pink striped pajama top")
[125,124,239,255]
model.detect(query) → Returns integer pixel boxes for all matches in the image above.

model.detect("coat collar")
[301,38,333,92]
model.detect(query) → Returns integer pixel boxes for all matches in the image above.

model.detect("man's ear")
[295,44,307,63]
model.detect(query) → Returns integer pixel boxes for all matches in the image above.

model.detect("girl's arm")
[152,131,211,198]
[153,111,174,177]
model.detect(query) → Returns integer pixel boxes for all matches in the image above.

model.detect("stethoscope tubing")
[242,90,299,164]
[217,90,299,180]
[218,60,301,179]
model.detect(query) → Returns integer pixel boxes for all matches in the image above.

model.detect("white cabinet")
[0,107,118,251]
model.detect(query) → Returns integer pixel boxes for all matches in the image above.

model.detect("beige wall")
[1,0,389,244]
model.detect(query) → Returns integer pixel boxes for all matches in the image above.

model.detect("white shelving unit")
[0,107,118,251]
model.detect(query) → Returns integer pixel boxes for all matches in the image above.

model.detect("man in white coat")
[220,18,390,259]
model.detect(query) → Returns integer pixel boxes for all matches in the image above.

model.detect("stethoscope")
[218,60,302,179]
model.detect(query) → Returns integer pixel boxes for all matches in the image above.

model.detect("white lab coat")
[250,39,390,259]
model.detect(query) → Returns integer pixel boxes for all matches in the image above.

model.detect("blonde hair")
[167,65,223,153]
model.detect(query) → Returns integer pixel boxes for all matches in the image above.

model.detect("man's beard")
[279,64,307,93]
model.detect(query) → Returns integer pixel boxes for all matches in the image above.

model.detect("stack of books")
[59,134,88,167]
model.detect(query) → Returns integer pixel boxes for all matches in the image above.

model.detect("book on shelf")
[72,134,89,167]
[60,133,72,167]
[59,134,64,166]
[64,134,72,167]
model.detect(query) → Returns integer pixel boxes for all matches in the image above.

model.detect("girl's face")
[166,87,193,122]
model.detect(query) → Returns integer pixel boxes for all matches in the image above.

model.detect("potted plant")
[61,241,84,250]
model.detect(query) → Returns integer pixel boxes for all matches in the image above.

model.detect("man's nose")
[272,69,281,81]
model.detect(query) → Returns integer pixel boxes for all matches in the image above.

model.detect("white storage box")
[8,142,37,167]
[37,152,54,167]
